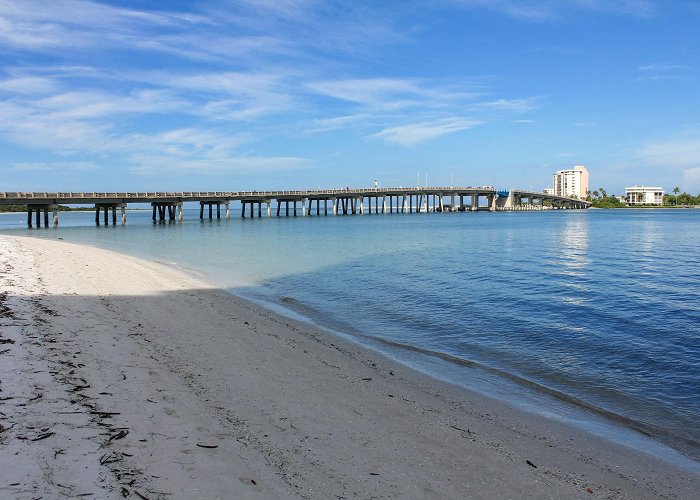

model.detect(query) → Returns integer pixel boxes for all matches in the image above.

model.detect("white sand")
[0,234,698,499]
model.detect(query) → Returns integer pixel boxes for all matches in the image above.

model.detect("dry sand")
[0,234,698,499]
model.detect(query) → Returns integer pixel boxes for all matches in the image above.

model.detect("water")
[2,208,699,465]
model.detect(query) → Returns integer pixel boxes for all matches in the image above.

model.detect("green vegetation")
[663,191,700,206]
[587,188,625,208]
[586,187,700,208]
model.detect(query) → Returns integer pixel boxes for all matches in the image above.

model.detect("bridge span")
[0,187,590,227]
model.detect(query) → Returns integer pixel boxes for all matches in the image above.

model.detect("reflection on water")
[557,214,590,272]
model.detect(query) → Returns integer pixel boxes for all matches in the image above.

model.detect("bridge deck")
[0,187,589,207]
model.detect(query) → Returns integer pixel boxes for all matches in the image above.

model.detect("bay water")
[2,208,699,466]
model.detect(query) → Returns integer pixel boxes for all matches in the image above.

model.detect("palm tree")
[592,189,600,199]
[673,186,680,205]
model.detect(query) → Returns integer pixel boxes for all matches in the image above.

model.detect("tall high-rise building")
[553,165,589,199]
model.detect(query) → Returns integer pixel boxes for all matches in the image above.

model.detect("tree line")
[586,187,700,208]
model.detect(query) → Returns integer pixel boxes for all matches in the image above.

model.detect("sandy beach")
[0,234,698,499]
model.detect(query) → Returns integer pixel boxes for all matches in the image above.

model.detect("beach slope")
[0,235,697,499]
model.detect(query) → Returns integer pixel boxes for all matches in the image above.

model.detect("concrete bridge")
[0,187,590,227]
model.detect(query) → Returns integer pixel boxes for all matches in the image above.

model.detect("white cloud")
[474,97,540,113]
[449,0,656,20]
[310,114,373,132]
[304,77,537,145]
[128,155,308,176]
[164,71,294,119]
[307,78,427,110]
[637,136,700,168]
[11,161,99,172]
[0,76,59,94]
[636,134,700,190]
[373,118,481,147]
[637,63,692,81]
[683,168,700,191]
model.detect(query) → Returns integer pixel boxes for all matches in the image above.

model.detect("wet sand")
[0,235,698,498]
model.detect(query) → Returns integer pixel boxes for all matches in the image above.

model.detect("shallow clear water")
[3,208,699,463]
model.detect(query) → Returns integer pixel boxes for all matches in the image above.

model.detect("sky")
[0,0,699,194]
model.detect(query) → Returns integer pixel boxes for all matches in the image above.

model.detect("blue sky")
[1,0,699,194]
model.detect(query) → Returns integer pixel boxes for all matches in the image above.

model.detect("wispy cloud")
[638,63,692,81]
[373,118,481,147]
[637,135,700,168]
[11,161,99,172]
[306,78,430,111]
[128,155,309,176]
[449,0,656,20]
[474,97,540,113]
[0,75,59,94]
[637,133,700,190]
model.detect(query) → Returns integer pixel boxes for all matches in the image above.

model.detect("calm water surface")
[2,208,699,464]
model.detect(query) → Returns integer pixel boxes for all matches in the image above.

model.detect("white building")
[553,165,589,199]
[543,188,554,195]
[625,185,664,205]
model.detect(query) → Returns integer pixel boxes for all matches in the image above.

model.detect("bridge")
[0,187,590,227]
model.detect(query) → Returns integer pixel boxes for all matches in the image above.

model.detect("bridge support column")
[53,207,59,227]
[332,198,337,215]
[225,202,230,219]
[423,195,428,213]
[267,201,271,217]
[302,198,307,216]
[359,197,364,215]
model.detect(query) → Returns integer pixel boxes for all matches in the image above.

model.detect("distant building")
[553,165,589,199]
[543,188,554,195]
[625,185,664,205]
